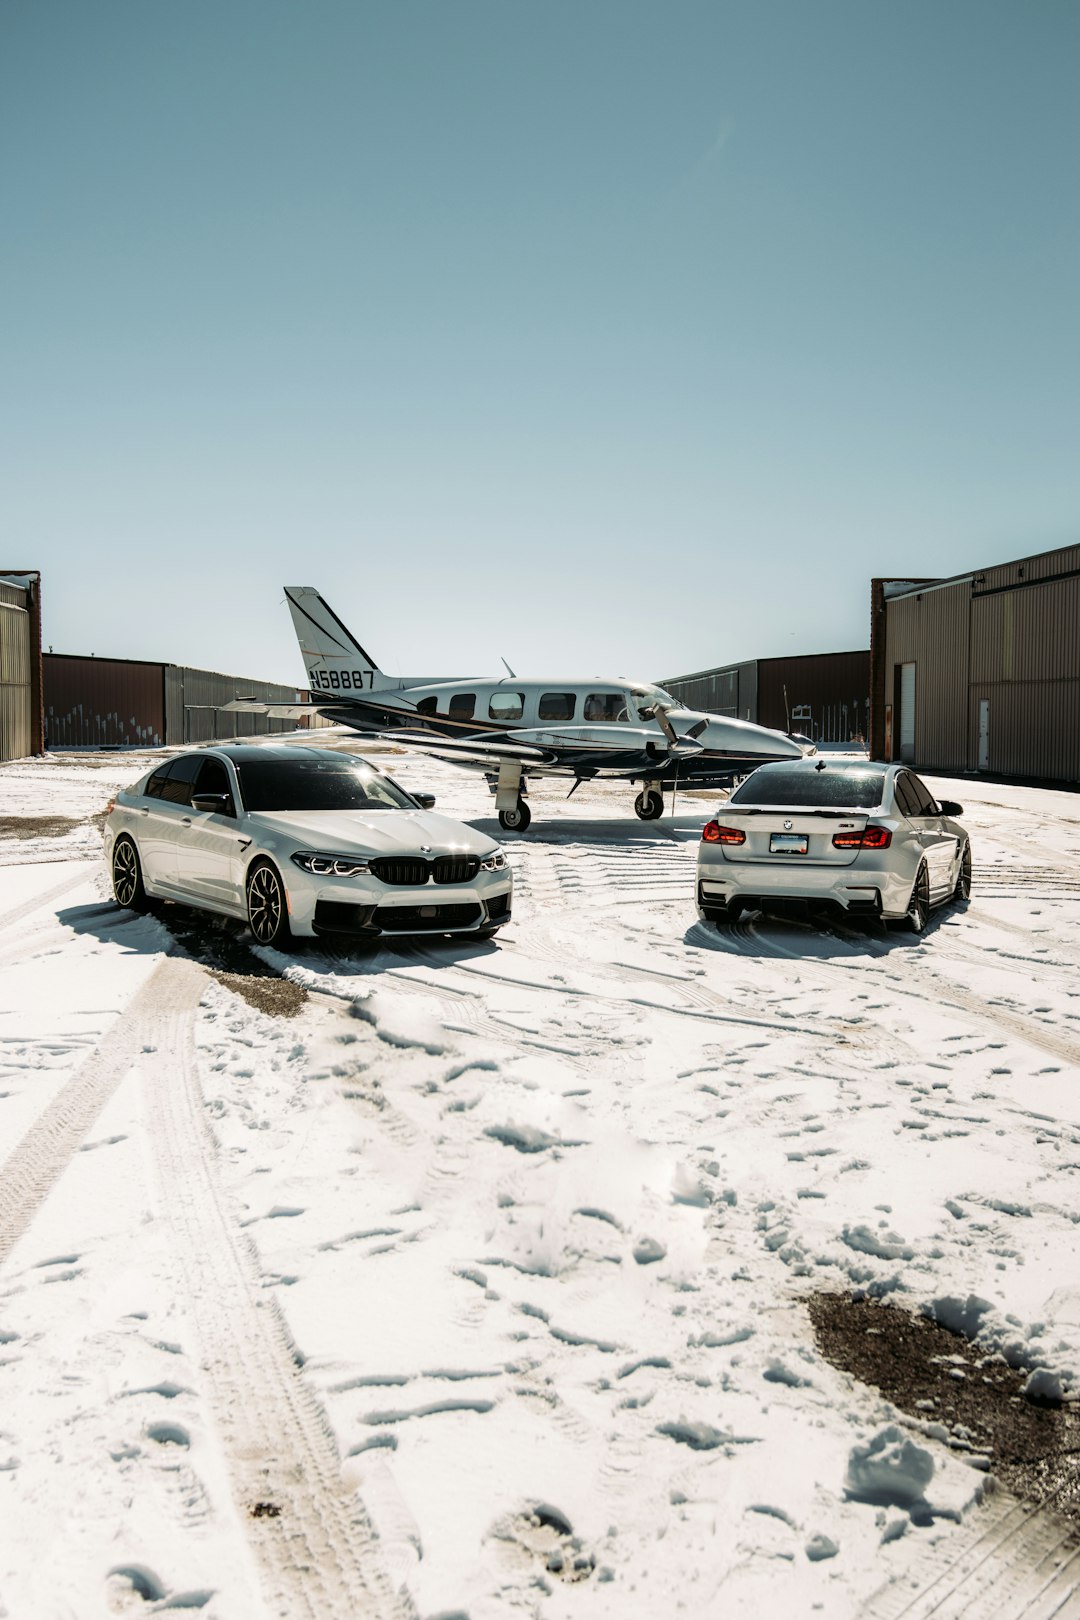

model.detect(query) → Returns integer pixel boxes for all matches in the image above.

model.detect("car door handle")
[140,807,148,816]
[181,816,192,825]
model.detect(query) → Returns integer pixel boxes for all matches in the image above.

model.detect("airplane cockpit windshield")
[631,684,678,719]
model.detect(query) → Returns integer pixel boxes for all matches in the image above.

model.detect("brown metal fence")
[45,655,324,749]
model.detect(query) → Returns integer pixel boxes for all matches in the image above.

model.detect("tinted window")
[416,696,438,716]
[489,691,524,722]
[892,774,919,819]
[539,692,575,721]
[906,773,940,816]
[161,755,203,806]
[449,693,476,720]
[584,692,629,722]
[731,766,886,809]
[234,759,416,813]
[144,765,171,799]
[194,758,233,812]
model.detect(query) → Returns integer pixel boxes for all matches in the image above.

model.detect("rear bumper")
[697,860,911,919]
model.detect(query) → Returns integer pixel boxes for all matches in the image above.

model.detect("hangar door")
[898,662,916,763]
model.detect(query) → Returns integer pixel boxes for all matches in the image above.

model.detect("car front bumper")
[283,869,513,937]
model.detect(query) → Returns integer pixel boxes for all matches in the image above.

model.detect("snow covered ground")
[2,743,1079,1619]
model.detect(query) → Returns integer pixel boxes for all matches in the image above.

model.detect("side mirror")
[413,791,436,810]
[191,792,232,816]
[937,800,963,817]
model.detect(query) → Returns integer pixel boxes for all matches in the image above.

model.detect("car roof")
[750,757,890,772]
[187,745,377,765]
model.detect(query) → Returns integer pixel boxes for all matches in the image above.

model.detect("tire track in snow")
[144,959,414,1620]
[0,864,97,935]
[864,1485,1080,1619]
[719,914,1080,1071]
[0,957,187,1266]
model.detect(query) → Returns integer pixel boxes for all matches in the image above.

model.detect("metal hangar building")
[661,650,870,747]
[870,540,1080,784]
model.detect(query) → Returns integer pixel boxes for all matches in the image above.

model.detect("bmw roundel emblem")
[784,819,793,830]
[420,844,432,853]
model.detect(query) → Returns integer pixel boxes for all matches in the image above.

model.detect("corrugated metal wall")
[168,667,310,743]
[968,551,1080,780]
[661,661,757,719]
[0,580,32,762]
[881,542,1080,782]
[45,656,321,748]
[45,656,165,747]
[663,652,869,742]
[757,652,869,742]
[882,585,972,769]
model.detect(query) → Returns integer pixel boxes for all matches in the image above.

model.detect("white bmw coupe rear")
[104,745,511,947]
[697,758,970,932]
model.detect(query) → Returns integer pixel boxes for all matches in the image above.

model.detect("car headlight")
[290,851,371,877]
[480,849,508,872]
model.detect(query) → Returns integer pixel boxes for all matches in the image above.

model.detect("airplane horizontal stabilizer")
[220,699,319,719]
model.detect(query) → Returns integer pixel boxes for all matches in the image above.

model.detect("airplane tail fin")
[284,586,394,695]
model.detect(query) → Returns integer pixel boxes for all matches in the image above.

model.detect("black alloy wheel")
[953,843,972,904]
[111,835,150,912]
[246,861,292,948]
[498,798,532,833]
[902,862,931,934]
[634,790,665,821]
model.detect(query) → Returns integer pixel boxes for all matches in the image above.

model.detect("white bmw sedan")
[104,745,512,947]
[696,758,970,932]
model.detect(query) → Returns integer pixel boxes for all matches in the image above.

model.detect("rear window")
[234,760,416,813]
[730,766,886,809]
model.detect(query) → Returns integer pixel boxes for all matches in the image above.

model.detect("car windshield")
[730,766,886,809]
[235,760,417,813]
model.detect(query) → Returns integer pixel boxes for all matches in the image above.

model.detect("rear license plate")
[770,833,808,855]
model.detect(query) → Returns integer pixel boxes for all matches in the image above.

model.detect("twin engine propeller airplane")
[225,587,811,833]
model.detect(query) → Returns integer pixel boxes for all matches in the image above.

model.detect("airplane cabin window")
[584,692,630,722]
[539,692,575,722]
[449,693,476,720]
[489,691,525,722]
[416,696,438,716]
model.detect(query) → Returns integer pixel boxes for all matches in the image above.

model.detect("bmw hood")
[247,809,499,858]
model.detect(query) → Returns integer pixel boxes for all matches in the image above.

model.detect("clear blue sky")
[2,1,1077,685]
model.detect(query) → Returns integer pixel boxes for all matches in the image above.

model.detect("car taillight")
[832,824,891,850]
[105,797,116,816]
[702,821,745,845]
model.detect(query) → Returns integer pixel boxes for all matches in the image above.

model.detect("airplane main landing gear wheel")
[634,790,664,821]
[498,798,532,833]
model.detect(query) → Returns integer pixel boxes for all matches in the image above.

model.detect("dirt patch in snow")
[163,909,308,1018]
[0,814,83,840]
[808,1293,1080,1523]
[209,970,307,1019]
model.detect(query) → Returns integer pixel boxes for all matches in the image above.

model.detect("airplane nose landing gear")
[499,797,532,832]
[634,790,665,821]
